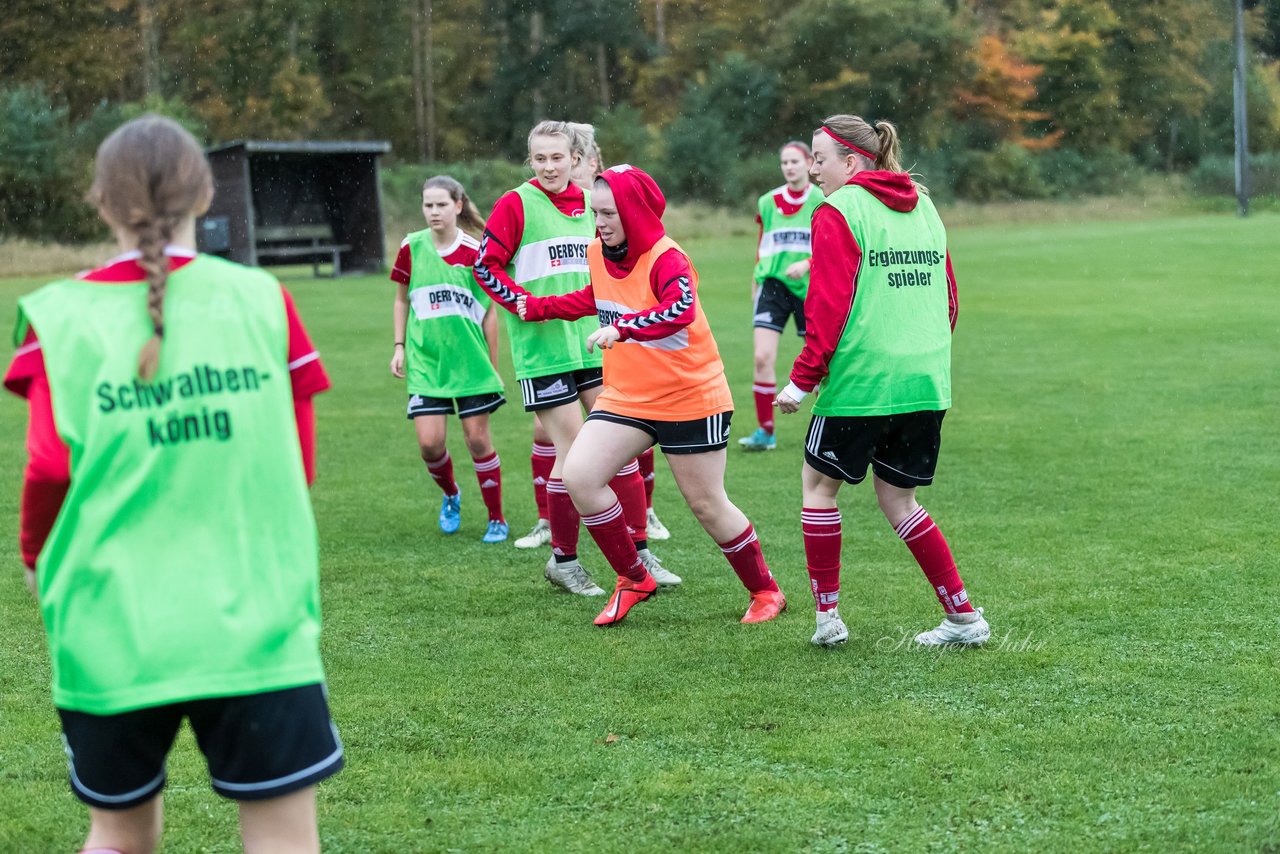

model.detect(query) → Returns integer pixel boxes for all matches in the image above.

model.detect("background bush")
[1189,152,1280,196]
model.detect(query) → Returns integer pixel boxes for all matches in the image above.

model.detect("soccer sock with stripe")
[610,460,649,545]
[582,502,646,582]
[753,383,776,434]
[895,506,975,615]
[472,452,504,522]
[718,523,779,594]
[424,450,458,497]
[530,442,556,521]
[802,507,841,612]
[546,478,580,562]
[637,447,656,508]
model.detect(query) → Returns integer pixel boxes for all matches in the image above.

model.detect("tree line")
[2,0,1280,240]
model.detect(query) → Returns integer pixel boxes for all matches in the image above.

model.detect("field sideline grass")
[0,213,1277,852]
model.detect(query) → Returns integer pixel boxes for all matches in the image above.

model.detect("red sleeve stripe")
[14,341,40,358]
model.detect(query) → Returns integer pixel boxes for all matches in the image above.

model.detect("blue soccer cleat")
[439,491,461,534]
[482,520,509,543]
[737,427,776,452]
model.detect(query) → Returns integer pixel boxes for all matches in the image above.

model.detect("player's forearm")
[393,286,409,345]
[483,307,500,370]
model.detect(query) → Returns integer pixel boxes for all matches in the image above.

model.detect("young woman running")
[474,121,675,594]
[517,164,787,627]
[515,125,673,546]
[567,122,673,542]
[776,114,991,648]
[739,141,823,452]
[390,175,508,542]
[5,115,341,853]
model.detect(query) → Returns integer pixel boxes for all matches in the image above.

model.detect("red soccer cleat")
[741,588,787,624]
[594,572,658,626]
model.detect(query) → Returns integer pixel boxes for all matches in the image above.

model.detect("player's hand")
[517,294,529,320]
[390,346,406,378]
[775,390,802,414]
[24,567,37,600]
[586,325,621,353]
[785,260,810,281]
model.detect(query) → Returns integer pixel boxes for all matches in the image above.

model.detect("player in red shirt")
[389,175,508,542]
[7,115,338,854]
[474,122,676,594]
[517,165,786,627]
[567,123,673,543]
[776,114,989,649]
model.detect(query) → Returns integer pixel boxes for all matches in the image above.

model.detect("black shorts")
[407,392,505,419]
[58,683,343,810]
[518,367,604,412]
[753,278,806,336]
[587,409,733,455]
[804,410,946,488]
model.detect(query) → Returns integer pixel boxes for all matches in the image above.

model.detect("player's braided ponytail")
[88,115,213,380]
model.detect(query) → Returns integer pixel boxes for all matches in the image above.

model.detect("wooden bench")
[254,224,351,277]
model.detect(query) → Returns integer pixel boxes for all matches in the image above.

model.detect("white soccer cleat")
[544,557,606,596]
[514,518,551,549]
[646,508,671,541]
[811,608,849,647]
[638,548,681,587]
[913,607,990,647]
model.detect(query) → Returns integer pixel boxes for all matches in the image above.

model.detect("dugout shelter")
[197,140,391,276]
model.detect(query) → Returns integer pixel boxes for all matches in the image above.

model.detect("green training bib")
[753,185,823,297]
[405,229,502,399]
[504,183,601,380]
[17,255,325,713]
[814,186,952,417]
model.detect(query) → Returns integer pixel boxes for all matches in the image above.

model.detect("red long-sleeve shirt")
[473,179,589,311]
[523,247,698,342]
[5,250,331,568]
[521,166,699,343]
[789,173,958,394]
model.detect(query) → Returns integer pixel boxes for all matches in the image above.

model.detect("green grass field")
[1,212,1278,852]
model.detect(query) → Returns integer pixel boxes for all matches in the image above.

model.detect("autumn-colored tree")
[1012,0,1123,152]
[954,34,1061,150]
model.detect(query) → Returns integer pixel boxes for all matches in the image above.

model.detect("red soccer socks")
[802,507,841,612]
[753,383,776,434]
[895,506,975,615]
[424,450,458,496]
[472,452,503,522]
[530,441,556,520]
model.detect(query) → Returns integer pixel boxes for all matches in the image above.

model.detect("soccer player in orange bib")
[517,165,786,627]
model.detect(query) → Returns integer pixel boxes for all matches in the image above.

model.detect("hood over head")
[596,164,667,267]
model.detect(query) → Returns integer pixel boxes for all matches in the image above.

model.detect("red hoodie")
[788,171,958,395]
[523,166,698,343]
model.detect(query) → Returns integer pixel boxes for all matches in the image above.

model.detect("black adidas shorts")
[804,410,946,488]
[518,368,604,412]
[407,392,505,420]
[58,683,343,810]
[587,409,733,455]
[753,278,806,336]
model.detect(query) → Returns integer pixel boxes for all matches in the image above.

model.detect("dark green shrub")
[1189,153,1280,196]
[1038,147,1142,196]
[952,144,1050,202]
